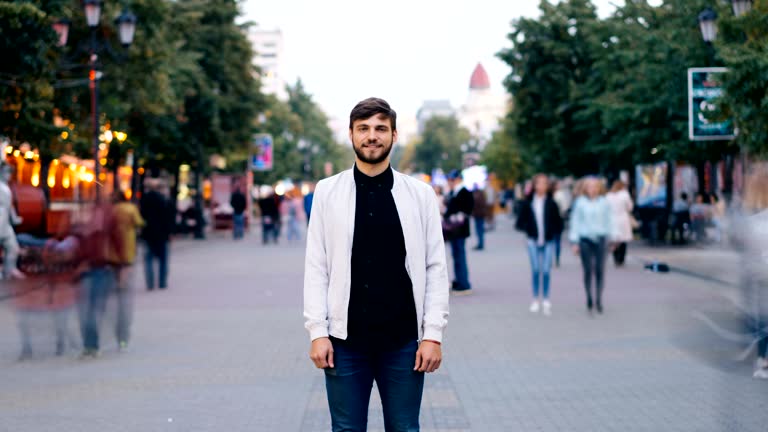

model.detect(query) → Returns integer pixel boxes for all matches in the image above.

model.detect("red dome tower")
[469,63,491,90]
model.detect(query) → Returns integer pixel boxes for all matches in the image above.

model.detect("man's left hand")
[414,340,442,373]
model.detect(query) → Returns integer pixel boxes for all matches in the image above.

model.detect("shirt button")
[364,284,369,289]
[369,212,373,216]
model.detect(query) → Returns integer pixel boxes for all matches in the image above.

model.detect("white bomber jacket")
[303,167,450,343]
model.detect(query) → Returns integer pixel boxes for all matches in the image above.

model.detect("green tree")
[497,0,602,176]
[717,0,768,156]
[581,0,718,174]
[481,117,523,186]
[0,1,65,153]
[413,115,468,173]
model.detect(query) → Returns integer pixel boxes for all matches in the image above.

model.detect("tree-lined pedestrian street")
[2,219,766,432]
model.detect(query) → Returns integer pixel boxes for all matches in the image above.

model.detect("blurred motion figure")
[731,167,768,379]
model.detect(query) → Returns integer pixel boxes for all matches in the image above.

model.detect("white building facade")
[457,63,508,147]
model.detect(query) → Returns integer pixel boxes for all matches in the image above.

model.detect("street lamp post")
[698,8,718,45]
[52,2,137,202]
[730,0,753,17]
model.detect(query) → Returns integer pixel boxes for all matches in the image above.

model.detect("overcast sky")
[240,0,636,133]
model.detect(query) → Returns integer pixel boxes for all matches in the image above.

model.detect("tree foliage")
[717,0,768,156]
[412,116,468,173]
[0,0,347,191]
[481,117,523,186]
[0,1,63,150]
[498,0,758,178]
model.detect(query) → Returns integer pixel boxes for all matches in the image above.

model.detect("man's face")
[349,114,397,165]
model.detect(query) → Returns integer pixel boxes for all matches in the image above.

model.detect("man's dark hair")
[349,97,397,130]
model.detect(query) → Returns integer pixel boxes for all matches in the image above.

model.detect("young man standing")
[304,97,450,431]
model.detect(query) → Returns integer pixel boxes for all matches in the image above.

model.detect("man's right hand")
[309,337,334,369]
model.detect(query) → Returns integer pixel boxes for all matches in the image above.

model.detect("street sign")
[688,67,735,141]
[251,134,273,171]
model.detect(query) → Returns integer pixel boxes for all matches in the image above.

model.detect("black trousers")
[579,237,606,307]
[612,242,627,266]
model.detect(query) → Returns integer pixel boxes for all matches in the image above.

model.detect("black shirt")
[140,191,174,244]
[230,191,247,215]
[338,165,417,351]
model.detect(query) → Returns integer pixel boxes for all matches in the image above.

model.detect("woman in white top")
[569,177,612,314]
[606,180,634,267]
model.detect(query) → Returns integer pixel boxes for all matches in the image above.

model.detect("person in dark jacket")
[258,191,280,244]
[445,170,474,294]
[230,186,247,240]
[515,174,563,316]
[140,179,174,290]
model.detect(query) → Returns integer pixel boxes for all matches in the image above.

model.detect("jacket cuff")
[422,326,444,343]
[309,326,330,342]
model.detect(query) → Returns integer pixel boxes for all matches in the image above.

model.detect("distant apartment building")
[249,28,287,100]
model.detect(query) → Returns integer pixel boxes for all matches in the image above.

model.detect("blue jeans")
[287,217,301,241]
[77,267,116,351]
[527,239,555,299]
[554,232,562,265]
[233,213,245,239]
[145,241,169,290]
[450,237,471,290]
[325,340,424,432]
[473,217,485,249]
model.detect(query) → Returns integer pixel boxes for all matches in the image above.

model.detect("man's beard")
[353,139,393,165]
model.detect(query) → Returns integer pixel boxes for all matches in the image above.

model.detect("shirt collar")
[353,164,394,190]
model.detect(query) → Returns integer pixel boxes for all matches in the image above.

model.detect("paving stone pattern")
[0,219,766,431]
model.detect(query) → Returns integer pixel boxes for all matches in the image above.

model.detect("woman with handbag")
[515,174,563,316]
[570,177,612,315]
[606,180,634,267]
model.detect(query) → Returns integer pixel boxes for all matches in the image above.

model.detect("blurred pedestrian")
[140,179,174,290]
[230,185,247,240]
[75,203,122,358]
[690,193,712,242]
[109,191,144,350]
[552,179,572,267]
[284,189,305,242]
[606,180,634,267]
[445,169,474,294]
[258,189,280,244]
[0,162,23,280]
[304,183,315,224]
[304,97,448,431]
[515,174,563,316]
[485,173,498,231]
[570,177,612,314]
[471,184,487,251]
[711,193,726,243]
[671,192,691,245]
[730,168,768,379]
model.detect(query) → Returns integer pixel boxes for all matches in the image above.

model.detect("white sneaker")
[542,301,552,316]
[756,357,768,369]
[529,301,540,313]
[753,368,768,380]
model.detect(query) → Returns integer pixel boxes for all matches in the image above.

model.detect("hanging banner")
[688,67,735,141]
[251,134,273,171]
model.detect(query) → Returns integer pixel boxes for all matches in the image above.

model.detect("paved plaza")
[1,218,767,431]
